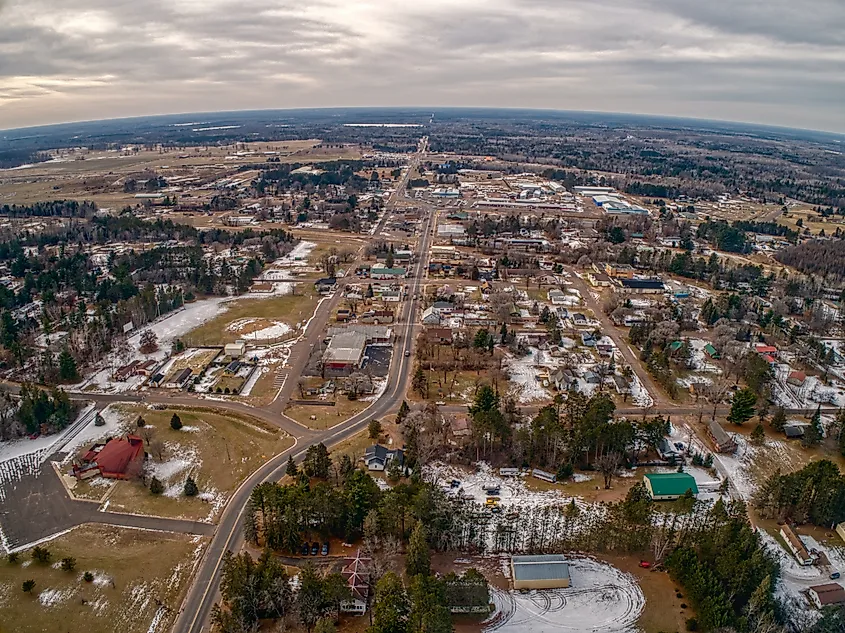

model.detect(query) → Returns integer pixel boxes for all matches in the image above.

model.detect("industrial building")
[510,554,571,590]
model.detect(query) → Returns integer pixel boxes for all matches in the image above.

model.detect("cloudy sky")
[1,0,844,132]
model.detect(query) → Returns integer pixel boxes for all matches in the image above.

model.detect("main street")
[170,142,433,633]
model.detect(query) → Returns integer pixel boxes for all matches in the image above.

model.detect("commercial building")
[643,472,699,501]
[616,278,665,294]
[511,554,571,590]
[323,331,368,376]
[73,435,145,480]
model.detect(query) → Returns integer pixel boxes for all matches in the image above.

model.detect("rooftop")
[511,554,570,582]
[644,472,699,497]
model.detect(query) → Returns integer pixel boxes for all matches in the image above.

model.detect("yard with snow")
[486,558,645,633]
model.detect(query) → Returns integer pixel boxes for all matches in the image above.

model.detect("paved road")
[171,146,433,633]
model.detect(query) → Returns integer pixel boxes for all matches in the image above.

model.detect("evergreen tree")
[396,400,410,424]
[286,454,298,478]
[58,348,78,382]
[412,366,427,398]
[22,579,35,594]
[770,406,787,432]
[370,572,409,633]
[150,477,164,494]
[369,418,383,439]
[387,456,402,483]
[499,323,508,344]
[727,388,756,425]
[298,564,326,633]
[170,413,183,430]
[406,524,431,578]
[803,406,823,447]
[184,476,199,497]
[303,443,331,479]
[750,423,765,446]
[60,556,76,572]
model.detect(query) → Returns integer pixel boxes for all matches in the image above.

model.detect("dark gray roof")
[620,278,665,290]
[511,555,570,582]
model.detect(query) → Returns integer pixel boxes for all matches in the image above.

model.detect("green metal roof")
[668,341,683,351]
[645,472,699,497]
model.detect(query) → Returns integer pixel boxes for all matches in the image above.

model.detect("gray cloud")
[0,0,843,132]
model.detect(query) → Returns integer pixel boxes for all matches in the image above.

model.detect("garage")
[511,554,571,590]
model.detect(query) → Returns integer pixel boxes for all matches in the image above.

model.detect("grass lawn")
[424,369,481,403]
[0,524,207,633]
[600,553,694,633]
[181,294,318,347]
[285,398,373,430]
[96,406,293,522]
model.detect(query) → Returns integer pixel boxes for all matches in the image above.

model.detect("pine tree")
[150,477,164,494]
[803,406,823,447]
[406,524,431,578]
[727,388,756,425]
[369,418,383,439]
[412,366,427,397]
[286,454,298,478]
[60,556,76,572]
[170,413,183,430]
[58,348,78,382]
[770,406,787,432]
[396,400,410,424]
[22,579,35,594]
[387,456,402,483]
[750,423,765,446]
[184,476,199,497]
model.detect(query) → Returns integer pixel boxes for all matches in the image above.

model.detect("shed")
[511,554,570,590]
[643,472,698,501]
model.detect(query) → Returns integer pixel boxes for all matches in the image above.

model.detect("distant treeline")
[0,200,97,218]
[775,238,845,281]
[0,150,51,170]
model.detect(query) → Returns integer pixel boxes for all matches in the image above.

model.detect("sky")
[1,0,844,132]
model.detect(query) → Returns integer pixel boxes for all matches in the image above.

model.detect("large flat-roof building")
[511,554,571,590]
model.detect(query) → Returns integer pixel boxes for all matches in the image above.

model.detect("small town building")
[511,554,571,590]
[371,267,406,280]
[708,420,737,453]
[164,367,193,389]
[780,525,814,566]
[225,340,247,358]
[809,583,845,609]
[73,435,145,480]
[616,278,665,294]
[314,278,338,294]
[421,307,441,325]
[643,472,698,501]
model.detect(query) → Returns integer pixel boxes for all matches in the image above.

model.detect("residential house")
[595,336,615,356]
[225,340,247,358]
[341,550,372,614]
[164,367,193,389]
[448,416,472,445]
[363,445,404,471]
[787,371,807,388]
[421,307,442,326]
[586,271,612,287]
[314,277,338,294]
[704,344,720,359]
[548,289,567,305]
[809,584,845,609]
[425,328,454,345]
[371,267,406,280]
[780,525,814,566]
[604,263,636,279]
[708,420,737,453]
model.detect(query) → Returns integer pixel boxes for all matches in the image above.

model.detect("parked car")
[311,542,319,556]
[301,543,310,556]
[831,571,841,580]
[321,542,330,556]
[449,479,461,488]
[674,442,685,451]
[638,561,651,569]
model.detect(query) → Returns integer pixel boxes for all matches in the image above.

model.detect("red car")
[638,561,651,569]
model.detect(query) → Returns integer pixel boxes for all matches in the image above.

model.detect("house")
[73,435,145,480]
[657,438,682,461]
[809,584,845,609]
[426,327,454,345]
[164,367,193,389]
[586,271,612,287]
[448,416,472,445]
[616,278,665,294]
[836,522,845,544]
[604,263,636,279]
[363,445,404,471]
[704,343,720,359]
[551,368,576,391]
[754,343,778,356]
[371,267,406,280]
[581,332,597,347]
[431,301,455,316]
[643,473,699,501]
[780,525,814,566]
[548,289,567,305]
[787,371,807,387]
[511,554,570,590]
[708,420,737,453]
[595,336,616,356]
[314,277,338,293]
[612,374,630,395]
[225,340,247,358]
[341,550,372,614]
[421,307,442,325]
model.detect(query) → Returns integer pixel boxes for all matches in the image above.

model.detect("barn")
[511,554,571,590]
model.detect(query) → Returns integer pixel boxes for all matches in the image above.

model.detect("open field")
[87,406,293,522]
[0,141,362,207]
[0,524,207,633]
[285,397,374,430]
[778,206,845,237]
[181,293,318,346]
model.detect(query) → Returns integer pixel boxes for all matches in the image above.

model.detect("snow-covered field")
[485,558,645,633]
[688,339,721,373]
[506,348,552,404]
[226,318,292,340]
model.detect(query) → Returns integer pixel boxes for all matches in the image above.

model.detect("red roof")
[95,435,144,477]
[342,550,372,602]
[788,371,806,383]
[761,355,776,364]
[755,344,778,354]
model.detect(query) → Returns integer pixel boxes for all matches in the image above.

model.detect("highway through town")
[169,143,433,633]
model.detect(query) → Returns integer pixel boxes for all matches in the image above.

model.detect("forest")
[775,238,845,281]
[754,460,845,527]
